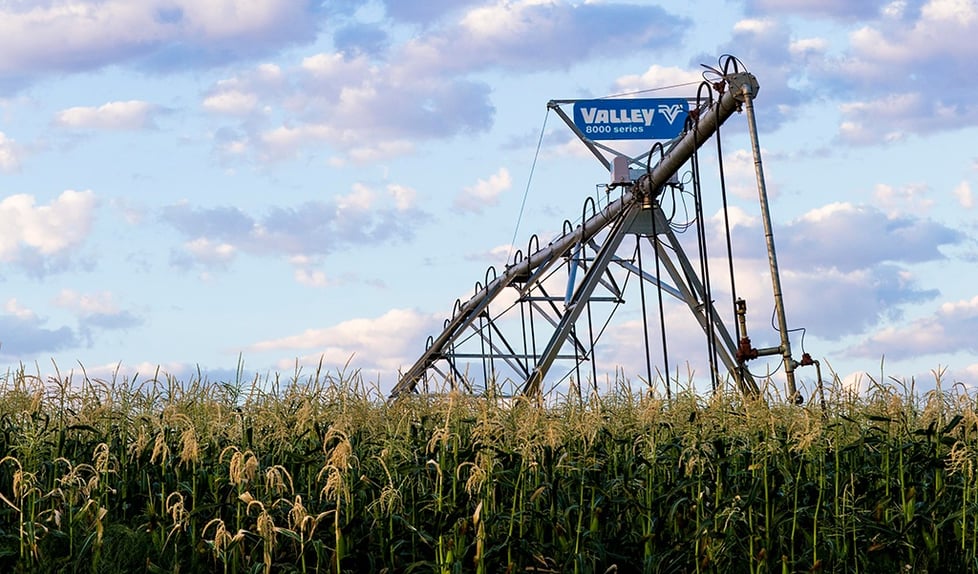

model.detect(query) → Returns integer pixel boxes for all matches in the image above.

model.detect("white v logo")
[658,104,684,124]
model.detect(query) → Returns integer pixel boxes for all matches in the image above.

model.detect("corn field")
[2,364,978,573]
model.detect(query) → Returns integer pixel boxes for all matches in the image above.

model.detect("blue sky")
[1,0,976,396]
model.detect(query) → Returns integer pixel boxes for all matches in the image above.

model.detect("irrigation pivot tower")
[390,55,814,402]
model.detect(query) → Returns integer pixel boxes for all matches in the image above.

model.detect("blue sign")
[573,98,688,140]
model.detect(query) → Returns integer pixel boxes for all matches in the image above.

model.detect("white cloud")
[850,295,978,358]
[183,238,236,266]
[705,148,783,201]
[337,183,377,212]
[56,100,160,130]
[954,181,974,209]
[711,205,757,231]
[0,0,321,77]
[734,18,777,35]
[837,94,924,144]
[873,182,934,215]
[0,190,97,263]
[881,1,908,18]
[707,201,958,342]
[288,255,332,287]
[453,168,511,213]
[257,123,338,162]
[337,140,415,165]
[858,0,978,59]
[247,308,442,374]
[201,63,285,117]
[0,131,23,172]
[219,139,249,156]
[162,187,429,272]
[613,64,703,98]
[111,197,150,227]
[955,363,978,387]
[400,1,687,75]
[231,47,495,163]
[922,0,978,25]
[73,361,192,384]
[744,0,880,19]
[4,299,37,321]
[604,305,723,387]
[0,306,78,358]
[814,0,978,140]
[176,1,311,40]
[54,289,121,316]
[459,2,528,39]
[789,37,828,57]
[777,201,959,272]
[202,89,259,115]
[199,2,691,165]
[387,184,417,211]
[465,243,516,264]
[294,268,331,287]
[300,52,372,85]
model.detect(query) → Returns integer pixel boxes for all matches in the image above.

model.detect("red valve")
[736,337,758,362]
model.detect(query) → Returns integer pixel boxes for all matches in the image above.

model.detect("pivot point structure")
[390,55,814,402]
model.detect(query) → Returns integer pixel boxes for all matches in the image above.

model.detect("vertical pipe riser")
[739,81,798,400]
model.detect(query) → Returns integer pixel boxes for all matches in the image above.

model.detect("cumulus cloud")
[453,168,511,214]
[708,19,806,130]
[0,190,98,275]
[705,201,957,340]
[54,289,142,337]
[779,263,938,339]
[954,181,974,209]
[775,202,960,272]
[0,0,324,81]
[201,62,285,118]
[873,182,934,215]
[743,0,886,19]
[387,184,418,211]
[0,131,24,171]
[0,299,78,359]
[161,183,428,271]
[804,0,978,142]
[711,147,784,201]
[172,238,237,270]
[464,243,516,265]
[199,1,690,164]
[603,303,729,389]
[416,1,688,73]
[612,64,704,98]
[695,2,978,142]
[55,289,121,317]
[848,295,978,359]
[378,0,484,24]
[246,308,443,376]
[835,92,976,145]
[293,267,331,288]
[5,299,37,322]
[332,22,390,57]
[202,90,260,116]
[55,100,162,130]
[789,37,829,58]
[200,38,489,163]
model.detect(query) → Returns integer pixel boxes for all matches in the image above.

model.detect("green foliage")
[2,364,978,573]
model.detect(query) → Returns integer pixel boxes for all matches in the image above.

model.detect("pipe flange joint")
[727,72,760,101]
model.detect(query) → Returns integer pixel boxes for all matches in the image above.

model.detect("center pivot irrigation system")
[390,55,821,402]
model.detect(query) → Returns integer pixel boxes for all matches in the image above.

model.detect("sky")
[1,0,976,398]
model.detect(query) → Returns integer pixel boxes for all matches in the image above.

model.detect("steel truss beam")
[390,68,765,399]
